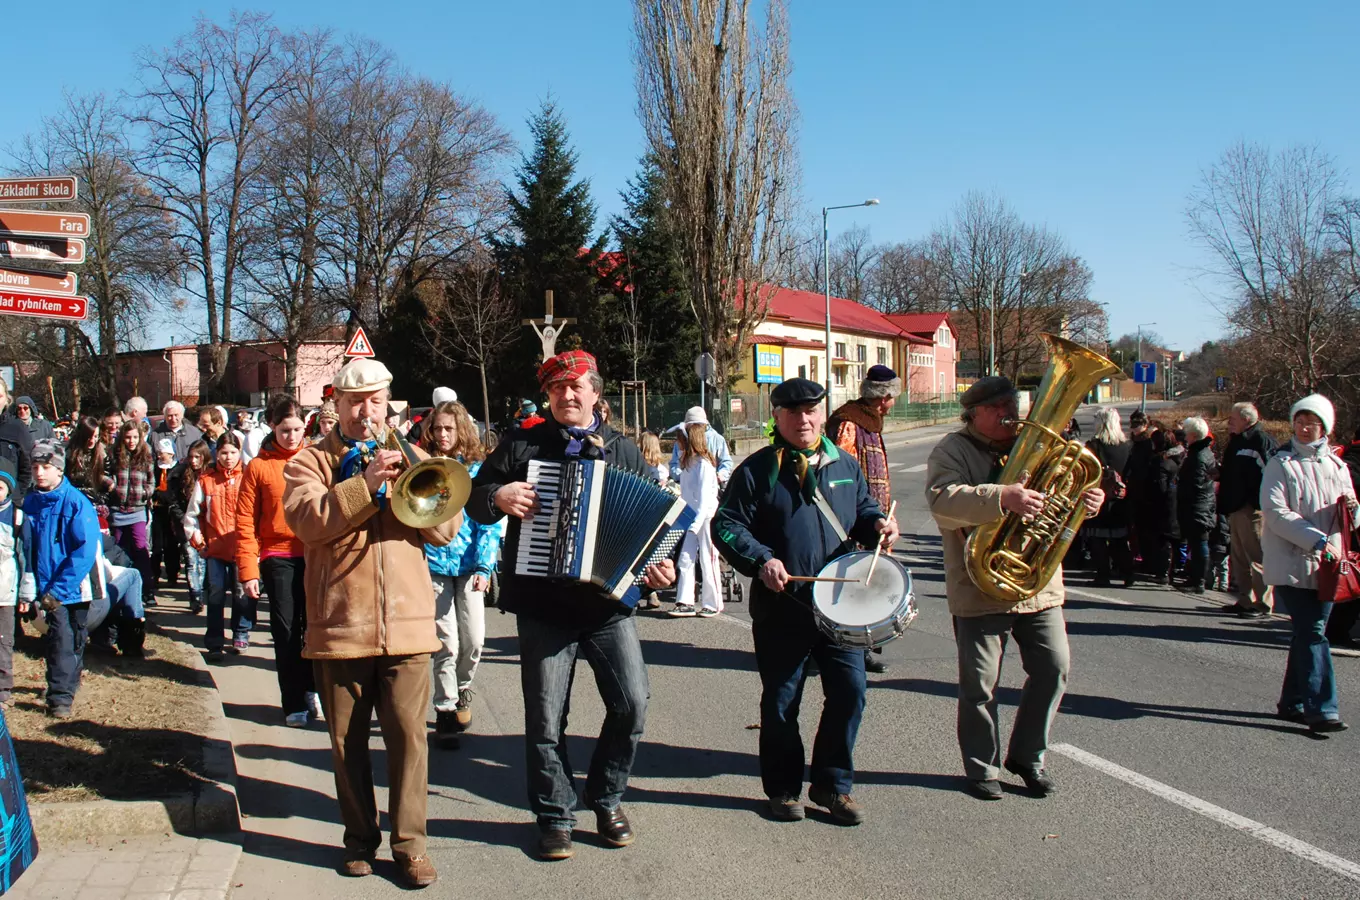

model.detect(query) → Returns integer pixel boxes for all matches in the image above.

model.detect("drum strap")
[810,478,850,545]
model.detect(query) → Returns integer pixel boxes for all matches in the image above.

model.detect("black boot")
[434,710,460,749]
[119,618,146,658]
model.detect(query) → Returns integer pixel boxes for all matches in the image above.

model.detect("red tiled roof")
[884,312,956,339]
[763,286,904,338]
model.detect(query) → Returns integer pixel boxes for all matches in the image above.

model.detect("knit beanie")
[1290,393,1335,436]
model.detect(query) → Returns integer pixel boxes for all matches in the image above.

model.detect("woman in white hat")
[1260,393,1358,733]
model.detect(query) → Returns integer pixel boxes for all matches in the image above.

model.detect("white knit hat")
[1290,393,1335,435]
[683,406,709,426]
[432,386,457,406]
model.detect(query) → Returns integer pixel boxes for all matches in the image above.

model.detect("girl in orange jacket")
[237,396,320,727]
[184,432,250,661]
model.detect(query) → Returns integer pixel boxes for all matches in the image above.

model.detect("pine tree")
[492,100,605,402]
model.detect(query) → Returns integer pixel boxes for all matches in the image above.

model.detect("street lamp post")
[989,270,1029,377]
[1137,322,1156,412]
[823,198,880,412]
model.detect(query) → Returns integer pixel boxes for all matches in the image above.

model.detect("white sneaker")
[285,711,309,728]
[306,692,325,722]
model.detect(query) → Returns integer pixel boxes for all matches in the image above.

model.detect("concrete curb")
[29,626,242,842]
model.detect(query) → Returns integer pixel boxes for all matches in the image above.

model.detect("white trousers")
[432,572,487,711]
[675,518,723,612]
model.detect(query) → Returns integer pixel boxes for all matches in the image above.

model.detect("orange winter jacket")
[236,441,305,582]
[184,463,244,562]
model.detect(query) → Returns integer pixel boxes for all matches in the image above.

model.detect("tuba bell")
[965,333,1126,604]
[363,419,471,530]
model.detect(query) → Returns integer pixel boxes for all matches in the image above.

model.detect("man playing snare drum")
[713,377,898,825]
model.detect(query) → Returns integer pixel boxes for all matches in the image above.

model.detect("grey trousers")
[954,605,1070,781]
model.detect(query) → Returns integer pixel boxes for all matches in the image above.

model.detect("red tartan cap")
[537,350,598,390]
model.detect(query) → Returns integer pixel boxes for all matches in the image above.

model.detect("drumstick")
[866,500,898,584]
[785,575,860,583]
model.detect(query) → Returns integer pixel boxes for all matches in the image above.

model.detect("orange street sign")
[0,209,89,239]
[0,234,85,264]
[0,176,77,203]
[0,290,87,321]
[0,266,76,296]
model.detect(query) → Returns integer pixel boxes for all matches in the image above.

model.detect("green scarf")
[769,434,835,505]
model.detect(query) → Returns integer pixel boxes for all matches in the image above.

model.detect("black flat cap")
[771,377,827,409]
[960,376,1017,409]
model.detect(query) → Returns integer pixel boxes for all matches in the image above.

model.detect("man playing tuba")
[925,376,1103,801]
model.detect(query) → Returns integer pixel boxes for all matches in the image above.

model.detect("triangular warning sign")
[345,326,375,358]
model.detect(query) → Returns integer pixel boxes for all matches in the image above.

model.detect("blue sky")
[5,0,1357,352]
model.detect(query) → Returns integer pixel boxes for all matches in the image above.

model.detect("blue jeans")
[45,603,88,710]
[186,546,205,600]
[517,614,649,829]
[204,559,254,651]
[108,566,146,620]
[1277,584,1339,723]
[752,612,867,798]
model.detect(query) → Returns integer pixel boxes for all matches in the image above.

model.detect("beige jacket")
[1260,438,1359,589]
[925,426,1066,618]
[282,430,461,660]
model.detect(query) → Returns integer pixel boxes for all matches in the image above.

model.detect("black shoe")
[205,649,224,662]
[86,641,119,657]
[1277,707,1308,725]
[538,828,574,860]
[1004,759,1059,796]
[189,598,204,615]
[1092,577,1112,588]
[1238,608,1267,619]
[967,779,1003,800]
[144,596,159,608]
[804,660,821,678]
[595,806,634,847]
[434,710,461,749]
[1123,577,1136,588]
[864,655,889,674]
[1309,719,1349,734]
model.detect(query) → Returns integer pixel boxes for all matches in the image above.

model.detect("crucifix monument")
[523,289,576,359]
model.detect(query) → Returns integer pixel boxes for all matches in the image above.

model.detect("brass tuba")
[363,419,471,530]
[965,333,1126,604]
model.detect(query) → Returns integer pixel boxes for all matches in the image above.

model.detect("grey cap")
[32,439,65,471]
[960,376,1017,409]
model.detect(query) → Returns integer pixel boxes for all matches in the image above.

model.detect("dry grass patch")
[9,627,213,802]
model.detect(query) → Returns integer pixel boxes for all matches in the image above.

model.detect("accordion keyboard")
[518,459,568,577]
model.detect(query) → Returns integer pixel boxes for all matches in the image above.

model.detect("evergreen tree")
[607,156,700,394]
[492,100,605,401]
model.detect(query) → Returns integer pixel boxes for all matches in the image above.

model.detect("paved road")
[186,400,1360,899]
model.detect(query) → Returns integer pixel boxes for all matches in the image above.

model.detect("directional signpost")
[0,266,76,296]
[0,234,84,264]
[1133,361,1157,411]
[0,290,87,321]
[0,208,89,240]
[0,176,78,203]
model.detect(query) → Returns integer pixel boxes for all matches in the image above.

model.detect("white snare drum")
[810,550,916,649]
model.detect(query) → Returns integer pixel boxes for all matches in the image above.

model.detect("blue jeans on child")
[204,559,255,651]
[1277,584,1339,724]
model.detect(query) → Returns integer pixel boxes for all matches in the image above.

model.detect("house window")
[877,347,887,365]
[810,356,818,382]
[834,368,846,387]
[856,344,866,362]
[938,327,949,347]
[798,365,807,379]
[834,341,846,359]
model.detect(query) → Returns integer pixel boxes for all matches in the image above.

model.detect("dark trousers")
[1326,600,1360,645]
[261,557,314,715]
[1143,532,1174,580]
[315,654,431,859]
[45,603,89,710]
[111,519,154,607]
[1088,536,1134,583]
[0,606,14,702]
[752,612,867,798]
[517,614,649,829]
[150,505,182,592]
[1184,532,1210,588]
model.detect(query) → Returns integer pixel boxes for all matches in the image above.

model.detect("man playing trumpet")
[925,376,1102,801]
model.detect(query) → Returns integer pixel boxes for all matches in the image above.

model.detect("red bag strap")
[1339,498,1356,556]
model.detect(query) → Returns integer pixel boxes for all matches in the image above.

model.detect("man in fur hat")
[827,365,902,674]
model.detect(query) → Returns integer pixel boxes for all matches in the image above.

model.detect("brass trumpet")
[363,418,471,530]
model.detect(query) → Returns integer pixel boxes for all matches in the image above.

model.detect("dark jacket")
[164,462,193,523]
[1344,442,1360,498]
[1178,437,1217,535]
[1085,438,1133,530]
[712,438,884,624]
[0,409,33,503]
[16,397,54,443]
[1137,447,1183,539]
[153,420,204,464]
[1218,423,1278,515]
[1125,433,1154,503]
[467,418,648,630]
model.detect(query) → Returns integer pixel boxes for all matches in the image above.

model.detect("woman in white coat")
[1260,393,1357,733]
[669,422,723,618]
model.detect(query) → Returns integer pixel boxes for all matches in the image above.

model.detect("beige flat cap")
[332,358,393,393]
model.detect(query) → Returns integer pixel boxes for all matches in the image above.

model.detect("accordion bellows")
[517,459,695,607]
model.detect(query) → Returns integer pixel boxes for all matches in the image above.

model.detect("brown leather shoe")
[807,785,866,825]
[396,854,438,888]
[340,855,373,877]
[595,806,635,847]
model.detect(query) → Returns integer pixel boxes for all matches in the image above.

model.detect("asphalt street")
[215,401,1360,899]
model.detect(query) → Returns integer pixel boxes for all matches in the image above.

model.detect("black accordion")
[515,459,694,607]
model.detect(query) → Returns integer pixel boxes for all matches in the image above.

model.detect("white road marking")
[1052,743,1360,883]
[902,463,927,473]
[716,612,752,630]
[1066,587,1133,606]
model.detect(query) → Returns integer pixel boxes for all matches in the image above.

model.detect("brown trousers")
[314,654,431,859]
[1228,508,1273,613]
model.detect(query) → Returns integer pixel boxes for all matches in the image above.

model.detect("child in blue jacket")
[419,402,506,748]
[20,441,101,718]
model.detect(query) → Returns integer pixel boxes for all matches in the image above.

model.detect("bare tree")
[865,239,941,313]
[827,224,879,304]
[1187,141,1357,399]
[13,92,180,404]
[422,249,520,436]
[633,0,799,389]
[134,11,291,397]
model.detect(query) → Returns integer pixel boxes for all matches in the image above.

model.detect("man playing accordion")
[467,350,675,861]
